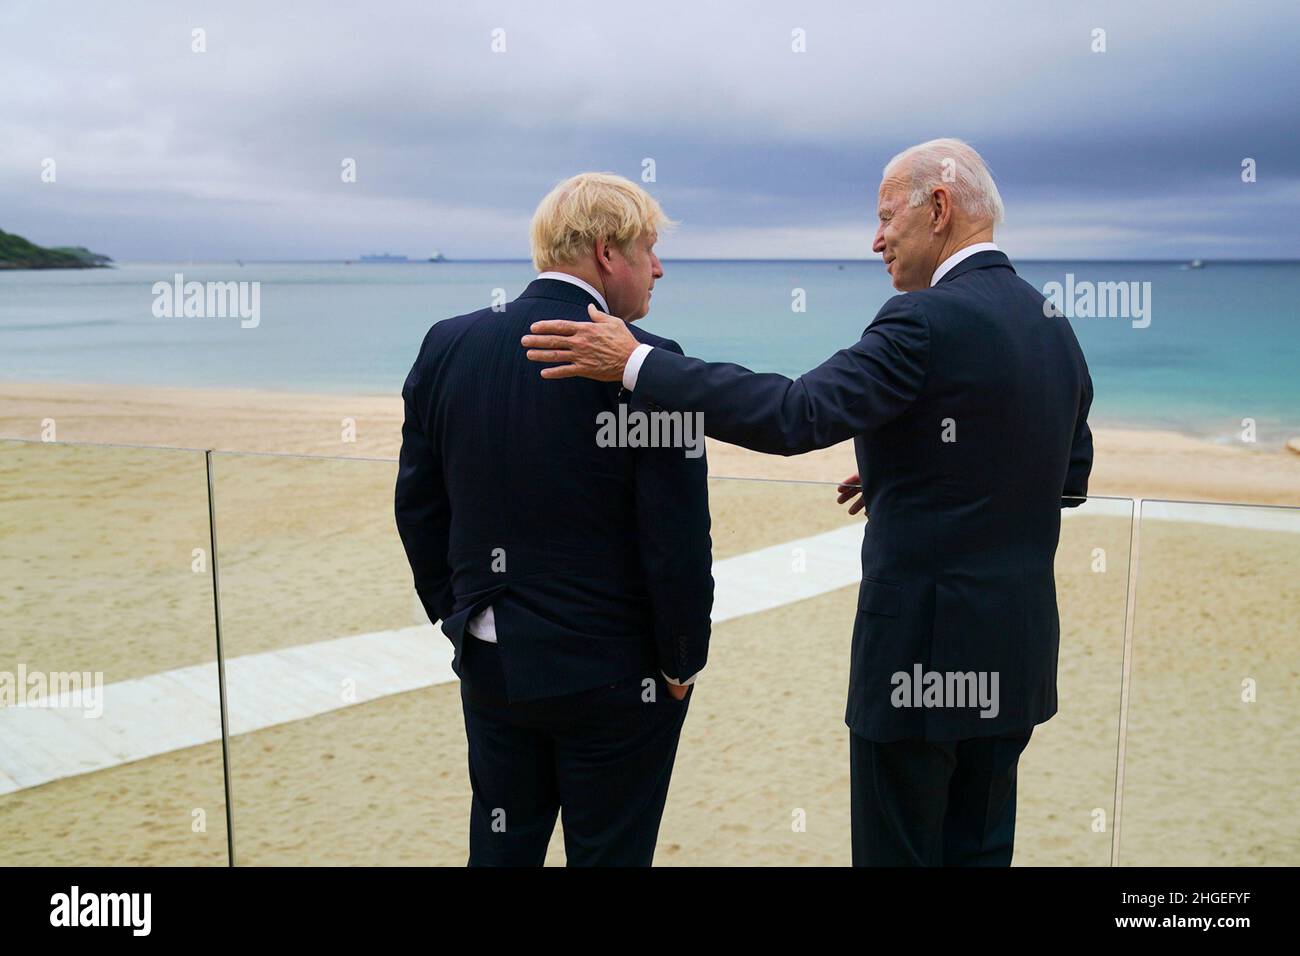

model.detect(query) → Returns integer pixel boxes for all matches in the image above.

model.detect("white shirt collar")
[536,271,609,312]
[930,242,1001,287]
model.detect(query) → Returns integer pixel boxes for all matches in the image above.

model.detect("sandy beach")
[1,380,1296,866]
[2,380,1300,504]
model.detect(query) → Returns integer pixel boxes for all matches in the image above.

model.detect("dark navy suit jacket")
[395,278,714,702]
[632,251,1093,740]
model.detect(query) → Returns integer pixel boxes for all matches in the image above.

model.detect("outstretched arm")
[523,297,929,455]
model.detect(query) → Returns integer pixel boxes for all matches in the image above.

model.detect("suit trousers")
[850,728,1034,866]
[458,635,691,866]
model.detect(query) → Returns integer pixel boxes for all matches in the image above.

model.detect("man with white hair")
[521,139,1094,866]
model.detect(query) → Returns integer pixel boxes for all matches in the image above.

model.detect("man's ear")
[931,187,952,233]
[594,236,614,277]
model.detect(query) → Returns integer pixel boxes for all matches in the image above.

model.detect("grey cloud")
[0,0,1296,259]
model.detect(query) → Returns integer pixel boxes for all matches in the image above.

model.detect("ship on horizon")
[357,250,448,263]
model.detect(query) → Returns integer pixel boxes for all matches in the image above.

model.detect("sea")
[1,259,1297,446]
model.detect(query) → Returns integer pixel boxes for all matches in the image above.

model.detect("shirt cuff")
[623,343,654,390]
[662,669,700,687]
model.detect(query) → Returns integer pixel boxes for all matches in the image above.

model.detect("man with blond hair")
[522,141,1094,866]
[395,172,713,866]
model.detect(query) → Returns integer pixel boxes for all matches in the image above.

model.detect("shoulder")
[879,275,1021,328]
[428,309,482,339]
[865,292,930,339]
[888,283,967,314]
[415,309,483,356]
[629,323,684,355]
[404,308,491,389]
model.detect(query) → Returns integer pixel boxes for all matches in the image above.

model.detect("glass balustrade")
[5,438,1292,867]
[1117,499,1300,866]
[0,439,229,865]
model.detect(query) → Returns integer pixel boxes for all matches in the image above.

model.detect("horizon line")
[94,256,1300,265]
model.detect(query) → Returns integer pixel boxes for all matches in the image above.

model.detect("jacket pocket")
[857,576,902,617]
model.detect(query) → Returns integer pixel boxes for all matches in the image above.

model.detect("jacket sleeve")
[394,344,456,624]
[631,339,715,683]
[633,295,928,455]
[1061,367,1094,509]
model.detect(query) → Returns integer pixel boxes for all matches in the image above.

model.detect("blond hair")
[530,172,673,271]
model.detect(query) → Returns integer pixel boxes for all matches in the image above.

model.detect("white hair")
[883,138,1005,225]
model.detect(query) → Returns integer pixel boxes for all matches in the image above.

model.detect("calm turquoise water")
[1,260,1296,444]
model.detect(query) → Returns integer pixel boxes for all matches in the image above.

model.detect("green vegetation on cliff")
[0,229,112,269]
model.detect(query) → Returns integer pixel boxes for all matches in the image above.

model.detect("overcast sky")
[2,0,1297,260]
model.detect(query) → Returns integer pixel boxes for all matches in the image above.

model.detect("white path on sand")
[0,522,865,795]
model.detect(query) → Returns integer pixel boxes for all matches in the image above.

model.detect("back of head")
[530,172,672,271]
